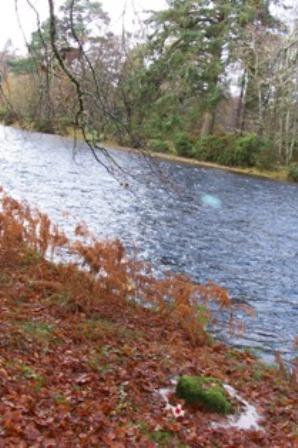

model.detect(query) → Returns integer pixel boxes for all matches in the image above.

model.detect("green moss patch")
[176,375,232,414]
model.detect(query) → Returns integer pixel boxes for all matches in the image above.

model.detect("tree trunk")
[200,110,215,136]
[235,70,247,131]
[240,91,248,133]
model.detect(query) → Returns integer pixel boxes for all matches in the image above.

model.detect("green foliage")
[150,430,173,446]
[147,0,228,109]
[20,364,46,392]
[138,421,187,447]
[144,0,277,141]
[0,109,20,126]
[254,146,277,170]
[22,249,43,265]
[197,304,210,327]
[176,375,232,414]
[0,109,6,121]
[55,117,75,135]
[22,321,55,343]
[193,133,272,167]
[288,164,298,182]
[59,0,109,42]
[148,139,169,153]
[54,393,69,405]
[8,58,36,75]
[2,0,291,168]
[32,118,56,134]
[174,132,194,157]
[234,134,271,167]
[193,134,236,164]
[292,143,298,163]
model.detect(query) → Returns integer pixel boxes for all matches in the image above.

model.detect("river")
[0,125,297,363]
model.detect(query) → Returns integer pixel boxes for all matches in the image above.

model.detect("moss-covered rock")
[176,375,232,414]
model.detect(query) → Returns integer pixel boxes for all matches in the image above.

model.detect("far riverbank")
[3,122,295,184]
[103,140,292,184]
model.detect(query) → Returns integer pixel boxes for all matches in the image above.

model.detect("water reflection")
[201,193,222,209]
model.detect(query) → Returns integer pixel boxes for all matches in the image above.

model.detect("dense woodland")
[0,0,297,178]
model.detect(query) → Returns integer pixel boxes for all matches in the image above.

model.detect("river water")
[0,125,297,363]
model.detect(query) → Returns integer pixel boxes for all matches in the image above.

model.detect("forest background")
[0,0,297,180]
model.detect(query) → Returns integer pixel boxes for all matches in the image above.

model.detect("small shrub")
[292,144,298,162]
[193,134,236,164]
[254,147,277,170]
[288,164,298,182]
[0,109,7,121]
[193,133,273,168]
[56,117,74,135]
[148,139,169,153]
[176,375,232,414]
[0,110,20,126]
[234,133,271,167]
[33,118,55,134]
[173,132,193,157]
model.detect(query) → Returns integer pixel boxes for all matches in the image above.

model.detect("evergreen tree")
[145,0,280,136]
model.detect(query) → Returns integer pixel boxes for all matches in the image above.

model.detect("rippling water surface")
[0,125,297,362]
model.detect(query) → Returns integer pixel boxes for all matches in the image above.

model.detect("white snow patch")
[212,384,263,431]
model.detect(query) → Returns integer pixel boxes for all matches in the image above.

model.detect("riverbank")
[63,126,295,183]
[103,140,293,184]
[0,188,296,447]
[58,126,293,183]
[2,122,294,183]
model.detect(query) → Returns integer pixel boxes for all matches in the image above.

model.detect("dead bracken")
[0,188,296,447]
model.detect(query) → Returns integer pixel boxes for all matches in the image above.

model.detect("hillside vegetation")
[0,188,297,447]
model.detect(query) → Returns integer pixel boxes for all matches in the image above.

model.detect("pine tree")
[145,0,281,136]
